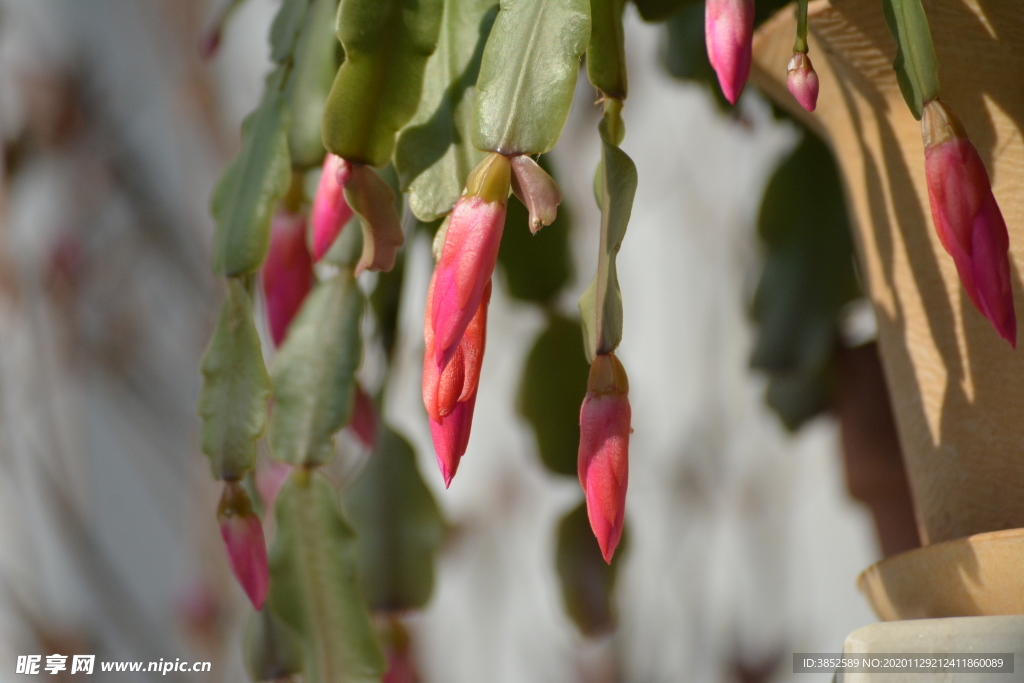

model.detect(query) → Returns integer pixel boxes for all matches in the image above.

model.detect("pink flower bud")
[311,154,354,261]
[217,482,269,610]
[578,354,630,564]
[922,100,1016,346]
[431,153,510,373]
[262,210,313,347]
[705,0,755,105]
[255,458,291,510]
[423,272,490,487]
[787,52,819,112]
[349,383,378,450]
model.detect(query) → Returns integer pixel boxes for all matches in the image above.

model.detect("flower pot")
[752,0,1024,620]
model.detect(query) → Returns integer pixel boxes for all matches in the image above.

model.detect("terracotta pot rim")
[858,526,1024,620]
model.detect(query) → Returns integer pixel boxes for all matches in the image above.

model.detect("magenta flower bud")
[262,210,313,347]
[787,52,819,112]
[217,482,269,610]
[578,354,630,564]
[922,100,1016,346]
[705,0,755,105]
[311,153,354,261]
[255,458,291,510]
[423,271,490,486]
[348,383,378,450]
[431,153,510,373]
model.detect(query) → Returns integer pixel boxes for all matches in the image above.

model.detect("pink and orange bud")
[217,481,269,610]
[705,0,755,105]
[263,210,313,347]
[578,353,630,564]
[349,383,378,450]
[787,52,819,112]
[922,100,1016,346]
[431,153,510,373]
[423,272,490,487]
[311,153,354,261]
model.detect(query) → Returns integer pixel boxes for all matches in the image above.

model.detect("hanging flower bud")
[431,153,510,373]
[578,353,630,564]
[348,383,378,450]
[311,153,354,261]
[423,272,490,487]
[787,52,819,112]
[705,0,755,105]
[263,210,313,347]
[922,100,1016,346]
[217,481,269,610]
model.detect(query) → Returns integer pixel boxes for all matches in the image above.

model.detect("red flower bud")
[705,0,755,105]
[262,210,313,347]
[922,100,1016,346]
[349,383,378,450]
[787,52,819,112]
[311,153,353,261]
[578,354,630,564]
[431,153,509,373]
[423,271,490,486]
[217,482,269,610]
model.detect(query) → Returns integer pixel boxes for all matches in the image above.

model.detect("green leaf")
[473,0,591,155]
[394,0,498,221]
[555,501,626,636]
[498,156,572,302]
[270,0,313,63]
[284,0,341,168]
[518,316,590,476]
[751,129,860,430]
[198,279,271,480]
[322,0,445,167]
[211,69,292,277]
[344,427,445,611]
[881,0,939,120]
[579,136,637,362]
[586,0,627,98]
[270,272,364,467]
[269,470,386,683]
[244,607,304,682]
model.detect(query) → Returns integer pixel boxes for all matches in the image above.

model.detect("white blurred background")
[0,0,878,681]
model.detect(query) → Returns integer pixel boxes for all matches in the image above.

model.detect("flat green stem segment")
[270,0,313,63]
[198,279,271,480]
[881,0,939,120]
[473,0,592,155]
[243,608,303,682]
[343,165,405,274]
[395,0,498,221]
[793,0,808,53]
[211,68,292,277]
[579,113,637,362]
[344,427,445,611]
[586,0,627,99]
[322,0,444,168]
[270,272,363,467]
[268,469,386,683]
[284,0,340,168]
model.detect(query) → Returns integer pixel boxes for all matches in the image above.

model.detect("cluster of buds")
[921,99,1016,345]
[578,353,631,563]
[217,481,269,610]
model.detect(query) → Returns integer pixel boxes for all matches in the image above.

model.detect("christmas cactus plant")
[198,0,1014,679]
